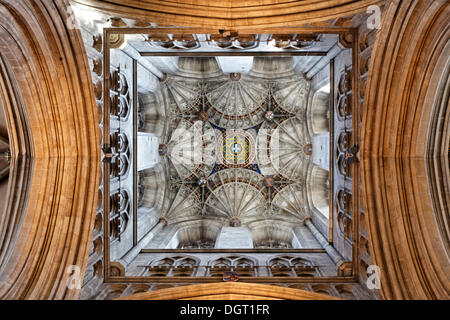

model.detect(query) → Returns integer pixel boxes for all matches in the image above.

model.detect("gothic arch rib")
[0,0,100,299]
[361,0,450,299]
[72,0,384,30]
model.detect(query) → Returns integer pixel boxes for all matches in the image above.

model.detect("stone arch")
[267,255,317,277]
[209,257,232,277]
[171,256,200,276]
[208,255,257,277]
[231,256,257,276]
[139,164,167,212]
[309,166,329,219]
[146,257,174,277]
[267,256,293,277]
[0,0,448,301]
[361,0,450,299]
[138,90,166,137]
[248,221,295,249]
[118,282,339,300]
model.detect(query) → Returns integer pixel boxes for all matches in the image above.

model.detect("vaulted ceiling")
[136,56,330,244]
[0,0,448,300]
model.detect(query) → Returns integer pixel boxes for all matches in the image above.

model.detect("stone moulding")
[0,0,100,299]
[361,0,450,300]
[72,0,384,30]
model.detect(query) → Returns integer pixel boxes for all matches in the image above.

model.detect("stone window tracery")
[145,256,200,277]
[268,256,317,277]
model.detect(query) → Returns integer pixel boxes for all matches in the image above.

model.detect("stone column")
[305,218,345,267]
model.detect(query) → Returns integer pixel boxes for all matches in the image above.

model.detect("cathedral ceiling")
[144,57,328,234]
[0,0,446,301]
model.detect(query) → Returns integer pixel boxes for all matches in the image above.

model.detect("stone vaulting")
[0,0,448,301]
